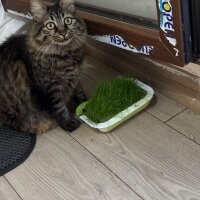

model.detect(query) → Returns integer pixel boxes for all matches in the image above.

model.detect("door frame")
[2,0,192,66]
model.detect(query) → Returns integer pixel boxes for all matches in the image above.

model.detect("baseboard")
[86,39,200,113]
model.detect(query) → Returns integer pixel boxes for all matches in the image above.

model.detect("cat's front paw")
[64,117,81,133]
[81,94,88,102]
[73,93,88,105]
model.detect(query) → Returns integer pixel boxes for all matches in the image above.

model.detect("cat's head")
[30,0,86,47]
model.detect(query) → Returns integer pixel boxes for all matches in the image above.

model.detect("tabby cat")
[0,0,88,133]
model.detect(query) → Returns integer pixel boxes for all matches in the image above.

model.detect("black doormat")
[0,127,36,176]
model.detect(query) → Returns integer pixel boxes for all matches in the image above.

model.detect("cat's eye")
[46,22,56,30]
[64,17,73,25]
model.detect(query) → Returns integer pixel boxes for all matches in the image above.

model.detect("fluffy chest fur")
[30,46,83,88]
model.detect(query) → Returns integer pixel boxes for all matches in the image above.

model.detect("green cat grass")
[83,77,147,123]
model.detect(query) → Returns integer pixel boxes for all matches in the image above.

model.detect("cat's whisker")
[35,43,50,67]
[75,34,113,54]
[35,40,54,66]
[73,36,97,50]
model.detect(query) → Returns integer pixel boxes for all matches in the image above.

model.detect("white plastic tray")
[76,80,154,132]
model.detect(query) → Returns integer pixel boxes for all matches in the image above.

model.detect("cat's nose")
[60,32,66,37]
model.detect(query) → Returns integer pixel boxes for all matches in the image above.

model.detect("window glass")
[76,0,158,21]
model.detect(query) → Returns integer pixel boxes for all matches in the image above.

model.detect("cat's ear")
[30,0,47,22]
[59,0,75,13]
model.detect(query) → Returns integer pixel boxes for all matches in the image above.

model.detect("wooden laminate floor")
[1,57,200,200]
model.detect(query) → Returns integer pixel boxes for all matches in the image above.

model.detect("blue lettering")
[164,33,174,39]
[149,46,154,51]
[122,40,128,47]
[164,22,174,29]
[163,13,173,22]
[110,35,117,44]
[137,46,143,52]
[116,36,122,45]
[145,46,148,54]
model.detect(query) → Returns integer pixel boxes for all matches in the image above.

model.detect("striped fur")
[0,0,87,133]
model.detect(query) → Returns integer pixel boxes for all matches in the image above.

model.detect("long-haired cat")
[0,0,88,133]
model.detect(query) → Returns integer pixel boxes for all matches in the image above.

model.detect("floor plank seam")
[109,66,124,75]
[69,133,145,200]
[3,176,23,200]
[82,72,101,83]
[85,57,123,75]
[166,122,200,146]
[147,112,200,147]
[164,108,187,123]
